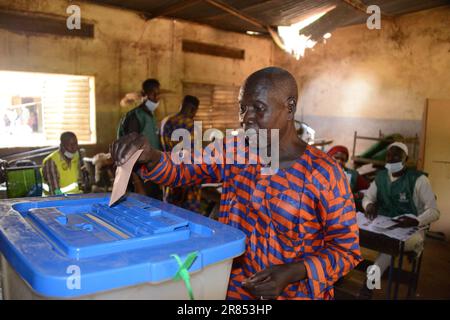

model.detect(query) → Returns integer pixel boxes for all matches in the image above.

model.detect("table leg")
[407,257,417,299]
[412,253,424,297]
[394,242,405,299]
[386,255,395,300]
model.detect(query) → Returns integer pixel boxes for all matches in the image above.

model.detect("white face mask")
[385,162,404,174]
[64,151,76,159]
[145,99,160,112]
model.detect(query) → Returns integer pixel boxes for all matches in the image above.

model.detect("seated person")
[41,131,83,196]
[328,145,370,211]
[362,142,440,274]
[328,146,369,192]
[160,95,202,213]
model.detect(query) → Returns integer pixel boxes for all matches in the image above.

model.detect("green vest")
[117,106,161,150]
[375,169,424,218]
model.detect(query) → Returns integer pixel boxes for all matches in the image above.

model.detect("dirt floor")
[336,236,450,300]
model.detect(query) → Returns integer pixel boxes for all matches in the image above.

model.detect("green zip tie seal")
[171,251,199,300]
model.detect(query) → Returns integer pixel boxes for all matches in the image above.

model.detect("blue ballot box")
[0,193,246,299]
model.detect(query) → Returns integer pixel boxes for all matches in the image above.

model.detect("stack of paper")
[356,212,422,242]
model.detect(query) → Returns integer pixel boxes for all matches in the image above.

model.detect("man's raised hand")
[110,132,161,166]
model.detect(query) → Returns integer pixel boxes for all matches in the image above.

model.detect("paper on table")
[391,213,419,221]
[356,212,422,241]
[371,217,398,230]
[383,226,425,242]
[357,212,389,234]
[109,149,144,207]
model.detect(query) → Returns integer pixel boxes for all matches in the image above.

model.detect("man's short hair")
[243,67,298,102]
[182,95,199,108]
[142,79,160,93]
[60,131,76,144]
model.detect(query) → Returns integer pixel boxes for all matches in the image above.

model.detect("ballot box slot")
[84,213,130,239]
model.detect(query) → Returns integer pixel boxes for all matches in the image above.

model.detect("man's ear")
[286,97,297,120]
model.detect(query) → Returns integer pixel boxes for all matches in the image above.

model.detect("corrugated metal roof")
[87,0,449,38]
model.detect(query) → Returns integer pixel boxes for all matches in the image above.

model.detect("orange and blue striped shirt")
[139,139,361,299]
[160,113,202,213]
[160,113,195,152]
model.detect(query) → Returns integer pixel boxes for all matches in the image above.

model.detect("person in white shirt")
[362,142,440,276]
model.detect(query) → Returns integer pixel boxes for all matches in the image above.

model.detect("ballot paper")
[371,217,399,230]
[356,212,423,241]
[357,212,395,233]
[109,149,143,207]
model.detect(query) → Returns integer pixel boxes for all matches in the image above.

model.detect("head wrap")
[327,145,349,159]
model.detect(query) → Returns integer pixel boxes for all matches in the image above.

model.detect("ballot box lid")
[0,193,245,298]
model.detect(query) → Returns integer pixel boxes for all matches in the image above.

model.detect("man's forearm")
[417,208,440,227]
[143,150,163,172]
[362,198,373,212]
[137,150,165,183]
[286,261,307,283]
[362,181,377,211]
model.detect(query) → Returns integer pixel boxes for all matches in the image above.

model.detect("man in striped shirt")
[111,67,362,299]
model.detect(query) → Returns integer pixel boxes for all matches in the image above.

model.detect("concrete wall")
[1,1,449,161]
[0,1,448,234]
[0,0,274,156]
[274,6,450,157]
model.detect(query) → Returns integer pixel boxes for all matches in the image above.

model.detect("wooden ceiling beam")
[148,0,203,19]
[203,0,287,51]
[201,0,273,23]
[203,0,266,29]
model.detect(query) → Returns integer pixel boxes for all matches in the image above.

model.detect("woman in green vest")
[41,131,82,196]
